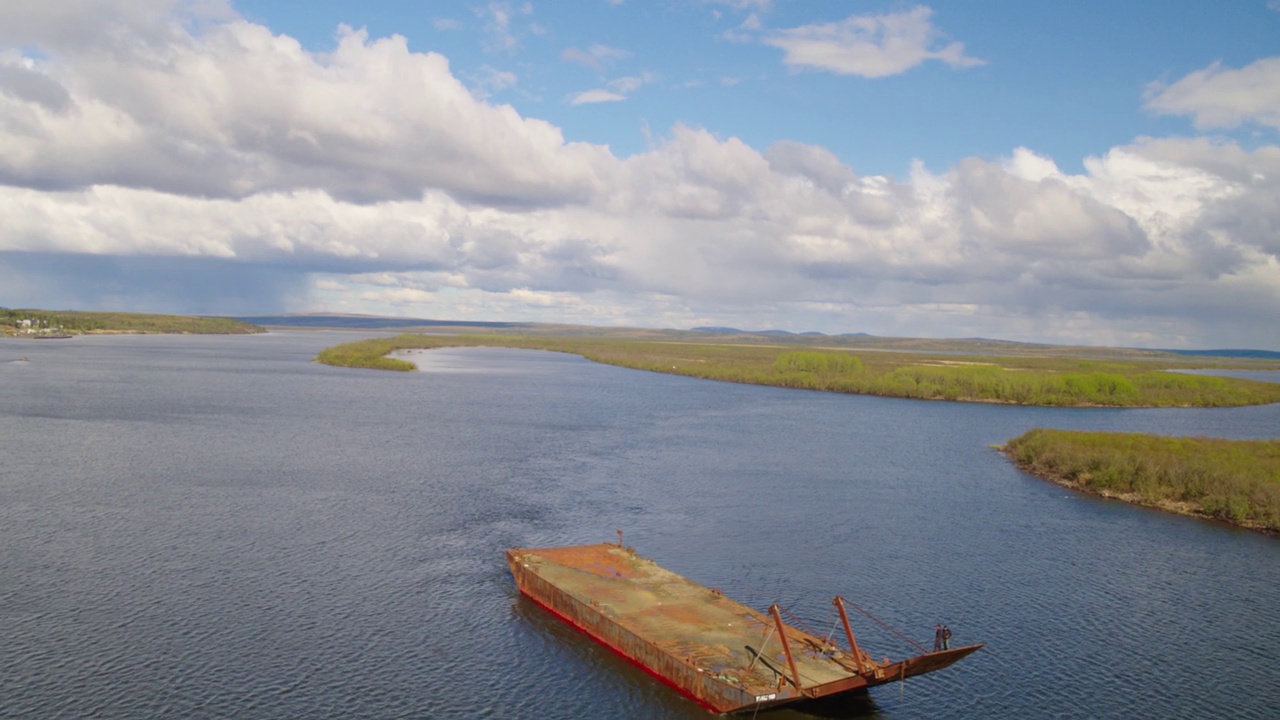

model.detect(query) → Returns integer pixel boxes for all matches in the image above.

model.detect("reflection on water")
[1,332,1277,719]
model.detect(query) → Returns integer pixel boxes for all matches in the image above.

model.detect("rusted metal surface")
[507,543,982,714]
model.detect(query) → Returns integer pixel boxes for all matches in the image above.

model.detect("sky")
[2,1,1279,350]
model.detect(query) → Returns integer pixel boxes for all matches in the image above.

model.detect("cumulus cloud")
[1,1,1277,348]
[0,18,612,206]
[0,0,235,52]
[763,141,857,195]
[952,156,1149,262]
[763,6,983,78]
[0,61,72,112]
[1145,57,1280,130]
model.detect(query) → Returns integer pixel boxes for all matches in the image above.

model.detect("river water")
[1,332,1276,719]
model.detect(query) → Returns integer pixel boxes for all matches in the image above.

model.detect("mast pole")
[833,596,869,674]
[769,604,804,692]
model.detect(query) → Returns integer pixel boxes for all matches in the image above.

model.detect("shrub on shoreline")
[1003,429,1280,533]
[314,336,419,371]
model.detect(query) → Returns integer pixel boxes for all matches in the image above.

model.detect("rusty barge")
[507,542,982,714]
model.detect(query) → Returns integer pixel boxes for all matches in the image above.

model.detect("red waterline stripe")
[518,587,726,714]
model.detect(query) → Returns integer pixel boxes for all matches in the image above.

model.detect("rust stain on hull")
[507,543,982,714]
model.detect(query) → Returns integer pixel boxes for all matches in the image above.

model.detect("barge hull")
[510,548,765,712]
[507,544,981,714]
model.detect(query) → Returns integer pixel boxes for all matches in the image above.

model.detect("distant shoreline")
[313,333,1280,408]
[1,309,262,336]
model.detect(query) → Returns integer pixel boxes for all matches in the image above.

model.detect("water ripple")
[1,335,1276,719]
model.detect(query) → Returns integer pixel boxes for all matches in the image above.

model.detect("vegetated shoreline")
[313,333,1280,408]
[1,309,263,336]
[1001,429,1280,536]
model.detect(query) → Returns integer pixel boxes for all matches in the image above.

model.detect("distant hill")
[690,326,829,336]
[233,314,526,330]
[687,327,1278,360]
[232,315,1280,360]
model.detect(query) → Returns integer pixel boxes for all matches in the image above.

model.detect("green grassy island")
[1002,429,1280,534]
[1,309,263,336]
[314,333,1280,408]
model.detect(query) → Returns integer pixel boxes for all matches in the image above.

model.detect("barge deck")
[507,542,981,714]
